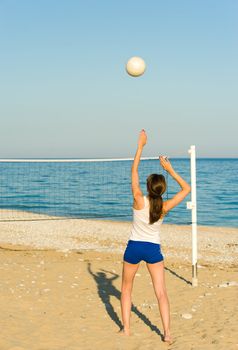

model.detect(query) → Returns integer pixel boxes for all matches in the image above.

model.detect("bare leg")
[119,261,140,335]
[146,260,172,343]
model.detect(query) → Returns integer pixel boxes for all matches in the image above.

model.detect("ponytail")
[146,174,166,224]
[148,195,163,224]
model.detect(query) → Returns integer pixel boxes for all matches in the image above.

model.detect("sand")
[0,211,237,350]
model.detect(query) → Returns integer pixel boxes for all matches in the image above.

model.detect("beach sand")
[0,211,237,350]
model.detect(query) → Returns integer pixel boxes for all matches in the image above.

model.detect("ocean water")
[0,158,237,228]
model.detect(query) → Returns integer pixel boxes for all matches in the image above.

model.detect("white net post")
[187,145,198,287]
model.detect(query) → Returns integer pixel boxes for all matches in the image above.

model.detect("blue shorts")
[123,240,164,264]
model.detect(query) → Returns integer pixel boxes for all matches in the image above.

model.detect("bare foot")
[163,334,173,345]
[118,328,131,336]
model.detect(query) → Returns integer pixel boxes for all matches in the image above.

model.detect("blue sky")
[0,0,237,158]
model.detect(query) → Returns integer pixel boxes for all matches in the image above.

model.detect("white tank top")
[129,195,163,244]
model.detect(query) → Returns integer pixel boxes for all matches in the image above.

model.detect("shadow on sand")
[87,262,163,339]
[165,266,192,286]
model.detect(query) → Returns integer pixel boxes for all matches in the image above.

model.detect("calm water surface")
[0,158,237,227]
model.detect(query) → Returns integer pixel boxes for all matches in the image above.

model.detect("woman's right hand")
[161,156,191,213]
[159,156,174,173]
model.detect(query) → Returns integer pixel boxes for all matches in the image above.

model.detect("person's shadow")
[87,262,163,339]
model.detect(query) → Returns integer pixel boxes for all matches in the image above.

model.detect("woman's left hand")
[138,129,147,148]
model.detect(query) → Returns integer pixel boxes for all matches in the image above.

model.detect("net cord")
[0,157,159,163]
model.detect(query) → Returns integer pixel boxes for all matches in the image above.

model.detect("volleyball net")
[0,157,191,223]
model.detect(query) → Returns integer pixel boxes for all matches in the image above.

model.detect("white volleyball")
[126,56,146,77]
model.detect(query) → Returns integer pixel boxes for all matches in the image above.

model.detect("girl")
[119,129,191,344]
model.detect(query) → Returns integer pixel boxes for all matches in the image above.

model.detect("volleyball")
[126,56,146,77]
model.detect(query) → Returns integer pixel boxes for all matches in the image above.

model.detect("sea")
[0,158,237,228]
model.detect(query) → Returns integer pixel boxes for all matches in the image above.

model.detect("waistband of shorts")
[128,239,161,246]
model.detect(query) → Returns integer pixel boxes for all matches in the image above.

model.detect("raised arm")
[160,156,191,213]
[131,129,147,209]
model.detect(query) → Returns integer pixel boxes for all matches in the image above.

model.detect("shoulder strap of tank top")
[143,195,148,208]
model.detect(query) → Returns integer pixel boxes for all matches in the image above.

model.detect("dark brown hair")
[146,174,167,224]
